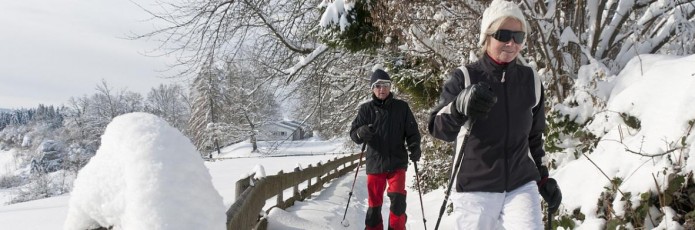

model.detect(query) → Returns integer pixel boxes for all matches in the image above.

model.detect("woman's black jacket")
[428,55,548,192]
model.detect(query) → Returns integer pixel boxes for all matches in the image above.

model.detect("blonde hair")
[479,16,527,55]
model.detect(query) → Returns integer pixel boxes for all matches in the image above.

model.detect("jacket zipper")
[502,69,510,191]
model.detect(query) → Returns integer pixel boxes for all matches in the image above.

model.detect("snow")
[0,149,20,178]
[63,113,225,230]
[1,54,695,229]
[556,54,695,228]
[318,0,354,31]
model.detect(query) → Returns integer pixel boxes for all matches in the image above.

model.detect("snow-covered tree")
[521,0,695,102]
[145,83,190,132]
[63,96,101,152]
[134,0,324,81]
[188,64,227,156]
[287,51,374,137]
[220,60,281,152]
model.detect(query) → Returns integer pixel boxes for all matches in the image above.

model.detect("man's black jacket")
[350,93,421,174]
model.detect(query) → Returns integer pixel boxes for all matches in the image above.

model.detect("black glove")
[408,148,421,162]
[453,82,497,120]
[539,178,562,214]
[357,125,376,142]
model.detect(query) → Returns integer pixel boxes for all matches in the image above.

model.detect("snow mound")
[63,112,225,230]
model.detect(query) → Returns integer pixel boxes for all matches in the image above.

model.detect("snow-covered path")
[267,162,456,230]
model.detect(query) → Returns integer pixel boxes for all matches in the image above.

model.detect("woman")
[428,0,561,229]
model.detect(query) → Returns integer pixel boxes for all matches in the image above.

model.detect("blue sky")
[0,0,183,109]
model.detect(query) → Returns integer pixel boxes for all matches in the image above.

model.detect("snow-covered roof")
[265,120,310,132]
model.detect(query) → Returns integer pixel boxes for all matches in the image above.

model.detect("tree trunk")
[251,133,258,153]
[214,139,221,156]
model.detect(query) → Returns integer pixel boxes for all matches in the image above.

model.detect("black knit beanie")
[369,69,391,87]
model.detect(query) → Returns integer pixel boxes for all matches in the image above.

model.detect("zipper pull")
[501,71,506,83]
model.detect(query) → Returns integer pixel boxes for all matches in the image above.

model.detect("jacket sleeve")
[428,69,468,142]
[529,86,548,178]
[349,104,369,144]
[404,103,422,153]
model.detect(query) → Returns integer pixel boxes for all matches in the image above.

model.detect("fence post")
[235,172,255,199]
[307,164,313,188]
[316,162,323,186]
[277,170,284,207]
[293,167,300,200]
[333,157,338,174]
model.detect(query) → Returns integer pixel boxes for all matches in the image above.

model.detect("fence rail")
[208,151,351,161]
[225,152,362,230]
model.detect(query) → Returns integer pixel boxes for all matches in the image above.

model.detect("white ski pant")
[450,181,543,230]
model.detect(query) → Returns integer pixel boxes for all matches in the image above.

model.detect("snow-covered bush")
[10,171,73,204]
[30,140,66,174]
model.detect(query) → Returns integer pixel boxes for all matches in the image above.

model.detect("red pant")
[365,169,407,230]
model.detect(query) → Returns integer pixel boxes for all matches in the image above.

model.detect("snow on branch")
[318,0,355,31]
[283,44,329,83]
[407,25,459,63]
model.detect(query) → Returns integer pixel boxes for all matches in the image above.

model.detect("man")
[349,68,422,230]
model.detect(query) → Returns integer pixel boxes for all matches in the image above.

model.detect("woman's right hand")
[453,82,497,120]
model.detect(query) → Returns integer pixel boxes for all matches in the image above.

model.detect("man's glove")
[357,125,376,142]
[453,82,497,120]
[539,178,562,214]
[408,148,421,162]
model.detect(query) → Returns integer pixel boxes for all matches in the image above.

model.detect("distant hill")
[0,108,13,114]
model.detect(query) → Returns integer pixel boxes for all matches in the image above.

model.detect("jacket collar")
[480,53,518,75]
[371,92,393,106]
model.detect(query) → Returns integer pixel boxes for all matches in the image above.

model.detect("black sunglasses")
[491,29,525,44]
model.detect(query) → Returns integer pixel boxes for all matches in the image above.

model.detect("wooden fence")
[225,152,362,230]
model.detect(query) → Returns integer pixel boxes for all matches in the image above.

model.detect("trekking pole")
[547,209,552,230]
[434,120,475,230]
[340,143,367,227]
[413,163,427,230]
